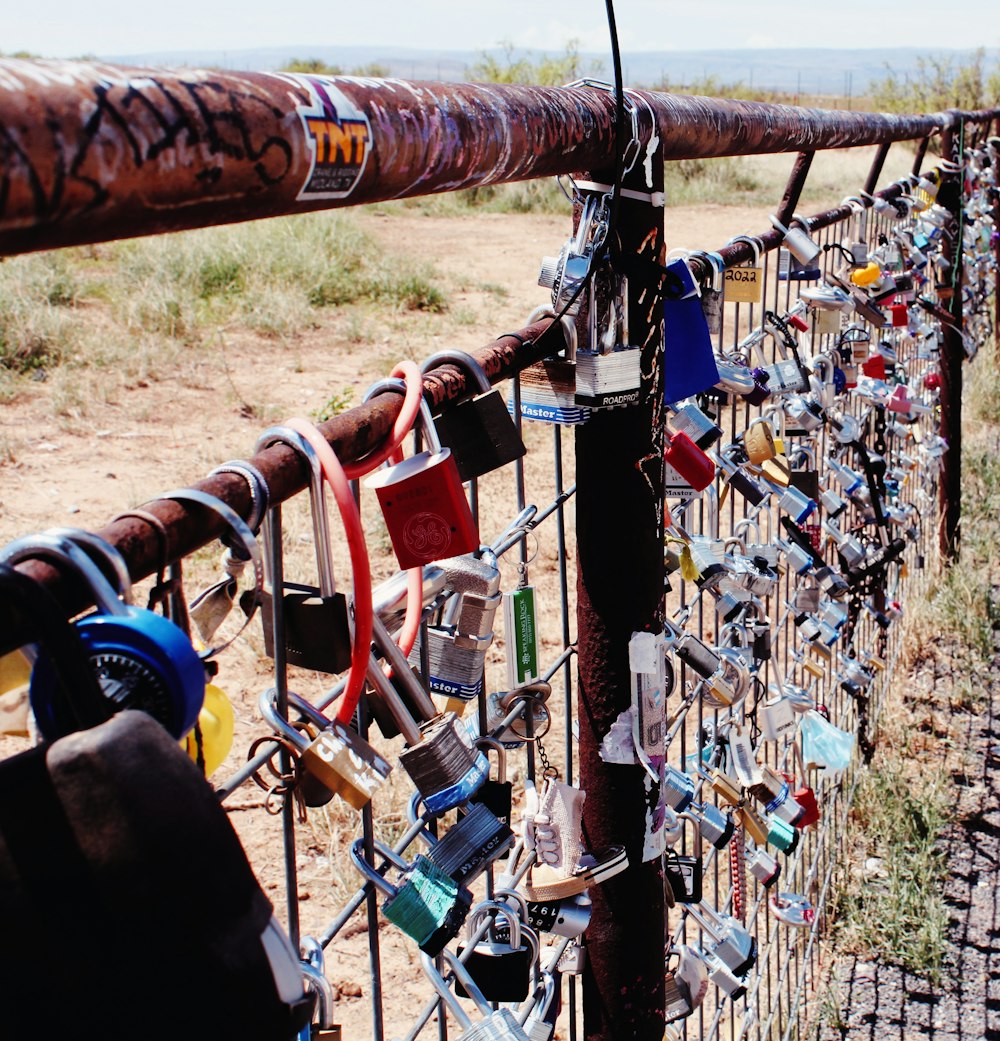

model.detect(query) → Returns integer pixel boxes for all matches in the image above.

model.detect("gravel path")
[819,642,1000,1041]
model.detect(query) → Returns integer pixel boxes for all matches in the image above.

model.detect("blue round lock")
[0,531,205,740]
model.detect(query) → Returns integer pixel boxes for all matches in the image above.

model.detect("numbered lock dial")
[0,531,205,741]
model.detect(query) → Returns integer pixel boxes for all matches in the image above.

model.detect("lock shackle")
[148,487,264,659]
[527,305,578,362]
[256,426,335,595]
[43,527,133,604]
[475,736,507,783]
[286,690,331,731]
[421,349,492,396]
[726,234,764,266]
[364,378,442,455]
[349,837,409,899]
[0,562,112,731]
[299,953,337,1030]
[519,966,558,1030]
[466,897,523,949]
[719,621,749,648]
[418,952,475,1029]
[0,532,129,619]
[364,651,423,745]
[258,687,311,754]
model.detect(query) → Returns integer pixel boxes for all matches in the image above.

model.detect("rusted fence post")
[938,116,965,562]
[576,140,667,1037]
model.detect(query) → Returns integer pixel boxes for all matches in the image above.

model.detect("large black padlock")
[456,901,539,1002]
[423,350,526,482]
[254,427,352,675]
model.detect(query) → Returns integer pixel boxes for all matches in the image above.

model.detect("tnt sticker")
[293,77,371,200]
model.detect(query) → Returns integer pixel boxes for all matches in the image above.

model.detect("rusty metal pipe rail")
[1,318,566,631]
[1,58,998,256]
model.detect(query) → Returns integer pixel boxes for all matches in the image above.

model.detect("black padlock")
[422,350,526,482]
[456,901,538,1002]
[665,851,703,904]
[255,427,351,675]
[789,468,820,501]
[469,737,513,828]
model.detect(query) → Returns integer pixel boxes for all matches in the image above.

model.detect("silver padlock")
[407,551,502,701]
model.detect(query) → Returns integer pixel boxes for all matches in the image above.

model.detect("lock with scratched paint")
[350,840,472,957]
[512,308,589,425]
[260,688,391,811]
[365,397,479,569]
[422,349,526,482]
[664,945,710,1023]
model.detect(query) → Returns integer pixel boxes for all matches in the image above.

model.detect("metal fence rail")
[0,59,997,1041]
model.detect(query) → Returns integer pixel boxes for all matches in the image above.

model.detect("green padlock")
[766,814,799,855]
[350,839,471,956]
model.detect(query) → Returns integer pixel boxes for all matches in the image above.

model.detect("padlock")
[742,418,776,464]
[420,950,531,1041]
[772,482,818,524]
[350,839,472,957]
[665,848,703,904]
[365,397,479,569]
[766,814,799,854]
[712,450,769,507]
[366,633,490,815]
[470,736,513,828]
[749,764,805,828]
[255,427,352,675]
[822,521,866,567]
[668,401,722,450]
[769,892,817,928]
[456,900,539,1002]
[407,551,502,701]
[684,802,735,851]
[664,430,716,491]
[260,688,391,810]
[538,191,603,317]
[664,945,710,1023]
[737,802,770,846]
[703,950,749,1000]
[770,214,820,266]
[299,937,341,1041]
[410,797,513,885]
[512,308,589,425]
[575,259,642,409]
[745,845,781,889]
[685,902,757,976]
[760,688,797,742]
[0,531,205,741]
[423,349,526,481]
[522,967,560,1040]
[489,891,593,941]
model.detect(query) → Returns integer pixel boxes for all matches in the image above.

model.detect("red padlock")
[787,311,809,333]
[861,354,886,380]
[784,744,820,828]
[924,371,941,391]
[366,400,479,569]
[664,430,716,491]
[886,384,912,414]
[889,303,909,327]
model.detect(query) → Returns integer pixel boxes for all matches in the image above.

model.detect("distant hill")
[103,44,999,97]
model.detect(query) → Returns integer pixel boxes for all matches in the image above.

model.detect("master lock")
[686,902,758,977]
[822,521,866,567]
[366,644,490,815]
[513,307,589,425]
[351,839,472,957]
[712,450,769,507]
[664,430,716,491]
[703,950,749,1000]
[422,349,526,482]
[365,397,479,569]
[664,945,710,1023]
[745,845,781,889]
[421,950,531,1041]
[749,765,805,828]
[409,795,513,885]
[456,900,539,1002]
[1,531,205,741]
[255,428,351,675]
[260,688,391,811]
[668,401,723,450]
[406,550,501,701]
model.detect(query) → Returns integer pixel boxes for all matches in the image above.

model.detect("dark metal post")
[576,141,666,1037]
[938,118,965,562]
[774,151,815,228]
[912,136,931,176]
[863,141,891,197]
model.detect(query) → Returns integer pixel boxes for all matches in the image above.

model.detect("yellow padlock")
[850,262,881,287]
[183,682,235,776]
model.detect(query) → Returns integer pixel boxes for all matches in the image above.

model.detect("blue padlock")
[0,530,205,740]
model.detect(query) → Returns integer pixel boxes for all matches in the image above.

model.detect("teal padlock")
[350,839,471,956]
[766,814,799,855]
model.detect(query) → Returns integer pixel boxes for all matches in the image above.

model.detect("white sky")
[4,0,999,58]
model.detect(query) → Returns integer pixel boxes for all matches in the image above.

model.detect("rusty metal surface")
[774,151,815,229]
[7,317,567,622]
[1,57,998,256]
